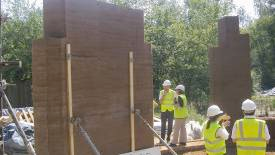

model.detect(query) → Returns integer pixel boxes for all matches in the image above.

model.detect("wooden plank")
[22,110,30,123]
[66,43,75,155]
[34,1,154,154]
[26,108,34,123]
[129,51,135,151]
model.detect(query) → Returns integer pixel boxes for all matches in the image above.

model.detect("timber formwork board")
[209,16,251,132]
[32,0,153,155]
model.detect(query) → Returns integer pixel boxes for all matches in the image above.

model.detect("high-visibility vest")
[235,118,267,155]
[203,121,226,155]
[174,94,188,119]
[160,89,175,112]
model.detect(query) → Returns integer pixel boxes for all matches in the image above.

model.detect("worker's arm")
[159,91,163,104]
[216,126,229,140]
[265,124,270,144]
[177,96,183,107]
[159,91,167,104]
[231,122,237,143]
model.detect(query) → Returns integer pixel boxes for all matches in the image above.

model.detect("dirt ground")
[182,149,275,155]
[158,140,275,155]
[182,151,275,155]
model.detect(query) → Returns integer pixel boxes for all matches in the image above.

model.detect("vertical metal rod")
[129,51,135,151]
[0,88,36,155]
[135,110,178,155]
[66,44,75,155]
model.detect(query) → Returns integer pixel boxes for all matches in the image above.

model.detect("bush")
[187,105,206,124]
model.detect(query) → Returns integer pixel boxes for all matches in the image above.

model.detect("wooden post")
[66,44,75,155]
[129,51,135,151]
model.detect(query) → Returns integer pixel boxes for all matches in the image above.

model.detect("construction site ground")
[159,139,275,155]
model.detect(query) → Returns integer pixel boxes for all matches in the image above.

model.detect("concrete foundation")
[32,0,153,154]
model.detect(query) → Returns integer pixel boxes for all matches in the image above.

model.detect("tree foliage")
[3,0,275,114]
[254,0,275,17]
[248,0,275,91]
[1,0,43,82]
[101,0,234,113]
[146,0,232,112]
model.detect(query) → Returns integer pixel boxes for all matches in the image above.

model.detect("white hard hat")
[241,99,256,111]
[175,85,185,91]
[207,105,223,117]
[162,80,171,86]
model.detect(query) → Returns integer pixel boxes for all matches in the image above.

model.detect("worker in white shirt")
[231,99,270,155]
[203,105,230,155]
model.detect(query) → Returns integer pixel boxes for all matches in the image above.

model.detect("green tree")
[254,0,275,17]
[102,0,234,113]
[1,0,43,82]
[145,0,233,112]
[248,0,275,91]
[249,15,275,90]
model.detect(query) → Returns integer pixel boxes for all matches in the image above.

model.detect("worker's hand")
[222,120,230,128]
[162,92,167,97]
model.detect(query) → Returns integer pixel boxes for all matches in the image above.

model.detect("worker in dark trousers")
[159,80,175,143]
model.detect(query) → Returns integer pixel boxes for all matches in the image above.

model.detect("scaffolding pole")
[129,51,135,151]
[0,84,36,155]
[66,44,75,155]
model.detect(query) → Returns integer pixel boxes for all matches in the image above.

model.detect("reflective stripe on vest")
[237,145,266,151]
[236,121,266,142]
[160,89,175,112]
[236,118,267,154]
[174,94,188,118]
[203,121,226,154]
[206,146,226,153]
[204,138,224,145]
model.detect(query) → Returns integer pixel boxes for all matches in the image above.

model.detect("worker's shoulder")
[179,94,187,100]
[169,89,175,93]
[202,120,208,130]
[181,94,187,98]
[256,119,266,124]
[234,119,243,124]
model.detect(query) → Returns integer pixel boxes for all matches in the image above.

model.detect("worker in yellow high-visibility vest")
[203,105,230,155]
[170,84,188,147]
[159,80,175,142]
[231,99,270,155]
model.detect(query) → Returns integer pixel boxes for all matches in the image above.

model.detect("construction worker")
[159,80,175,142]
[169,84,188,147]
[203,105,230,155]
[231,99,270,155]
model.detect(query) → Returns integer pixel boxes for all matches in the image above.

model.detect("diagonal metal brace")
[71,117,101,155]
